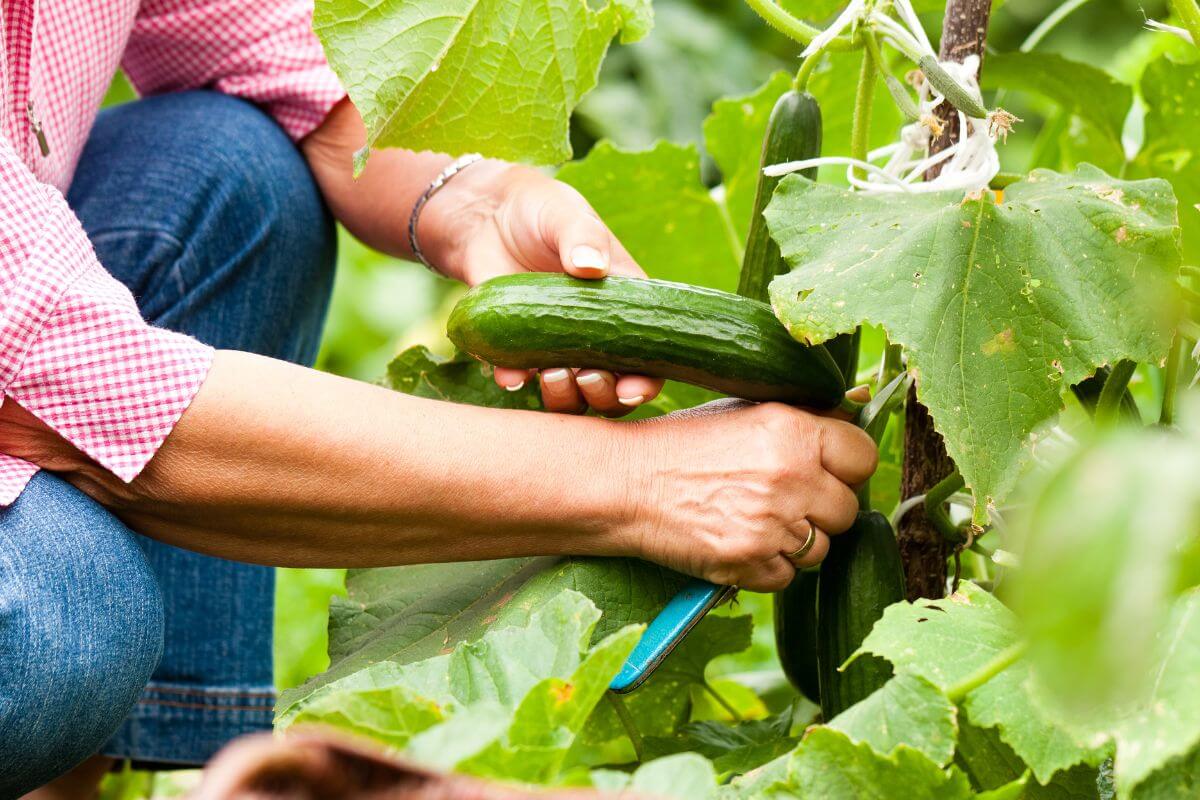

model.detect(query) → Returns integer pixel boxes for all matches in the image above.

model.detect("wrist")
[416,159,511,281]
[544,417,657,560]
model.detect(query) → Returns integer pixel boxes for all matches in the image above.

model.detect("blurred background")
[94,2,1172,791]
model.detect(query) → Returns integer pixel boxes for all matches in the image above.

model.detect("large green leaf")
[789,727,974,799]
[765,166,1181,520]
[703,71,794,244]
[827,673,958,767]
[277,557,687,720]
[1008,424,1200,721]
[955,714,1104,800]
[1135,56,1200,263]
[313,0,650,165]
[285,590,642,783]
[1110,590,1200,796]
[855,583,1104,782]
[557,140,742,291]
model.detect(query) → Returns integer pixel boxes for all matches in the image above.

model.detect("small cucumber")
[447,274,846,407]
[738,89,822,304]
[774,570,821,702]
[816,511,906,719]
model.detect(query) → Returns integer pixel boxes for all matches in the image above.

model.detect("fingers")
[741,557,798,593]
[494,367,535,392]
[575,370,632,417]
[613,374,663,409]
[806,476,860,535]
[817,417,879,486]
[539,369,586,413]
[532,188,615,279]
[783,521,831,569]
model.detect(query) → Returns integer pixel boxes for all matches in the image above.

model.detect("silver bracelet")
[408,153,484,272]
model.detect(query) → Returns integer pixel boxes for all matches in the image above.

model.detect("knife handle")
[609,579,737,694]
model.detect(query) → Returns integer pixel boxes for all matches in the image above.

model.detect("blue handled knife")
[609,578,738,693]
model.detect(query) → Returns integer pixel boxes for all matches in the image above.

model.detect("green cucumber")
[774,570,821,702]
[448,274,845,407]
[816,511,905,719]
[738,89,822,304]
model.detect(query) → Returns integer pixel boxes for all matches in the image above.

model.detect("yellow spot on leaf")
[552,682,575,705]
[981,328,1016,356]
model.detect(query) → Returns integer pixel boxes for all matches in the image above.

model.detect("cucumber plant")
[279,0,1200,797]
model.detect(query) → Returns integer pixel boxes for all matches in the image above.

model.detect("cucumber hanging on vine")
[737,89,822,303]
[816,510,906,719]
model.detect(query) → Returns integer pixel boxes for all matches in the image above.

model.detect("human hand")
[417,161,665,416]
[620,398,878,592]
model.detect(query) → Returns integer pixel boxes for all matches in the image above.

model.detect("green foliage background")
[96,3,1190,795]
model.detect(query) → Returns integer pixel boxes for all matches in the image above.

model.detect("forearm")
[0,351,641,567]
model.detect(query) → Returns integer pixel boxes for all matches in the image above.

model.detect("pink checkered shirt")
[0,1,345,505]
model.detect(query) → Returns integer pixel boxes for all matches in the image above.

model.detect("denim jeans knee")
[0,472,164,796]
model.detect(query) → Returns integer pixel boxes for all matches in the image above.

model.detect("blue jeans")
[0,91,335,795]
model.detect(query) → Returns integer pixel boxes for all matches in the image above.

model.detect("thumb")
[546,206,614,279]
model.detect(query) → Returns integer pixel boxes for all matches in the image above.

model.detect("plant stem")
[925,471,966,542]
[1095,359,1138,428]
[1170,0,1200,49]
[795,34,838,91]
[946,642,1027,701]
[743,0,850,49]
[702,680,744,722]
[1160,334,1184,426]
[850,41,880,180]
[901,0,992,601]
[606,692,644,761]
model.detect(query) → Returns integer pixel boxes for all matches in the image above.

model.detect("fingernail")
[504,381,525,392]
[542,369,571,384]
[576,372,604,387]
[570,245,608,274]
[618,395,644,407]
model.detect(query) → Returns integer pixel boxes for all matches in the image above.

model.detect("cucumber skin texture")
[737,90,822,303]
[774,570,821,702]
[734,91,856,388]
[816,511,906,719]
[448,274,846,407]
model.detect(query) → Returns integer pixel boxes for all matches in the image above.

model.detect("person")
[0,2,877,797]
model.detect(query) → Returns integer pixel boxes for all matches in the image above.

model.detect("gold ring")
[788,522,818,563]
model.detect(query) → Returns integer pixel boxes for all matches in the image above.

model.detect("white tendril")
[802,0,867,57]
[1146,19,1194,44]
[768,8,1002,198]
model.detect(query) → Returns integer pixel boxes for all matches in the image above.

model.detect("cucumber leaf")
[1134,56,1200,264]
[765,166,1181,522]
[828,673,958,767]
[557,140,742,291]
[313,0,651,165]
[277,557,688,721]
[703,71,794,244]
[788,727,974,799]
[854,583,1105,783]
[283,590,642,783]
[1109,590,1200,796]
[629,753,720,799]
[1008,423,1200,724]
